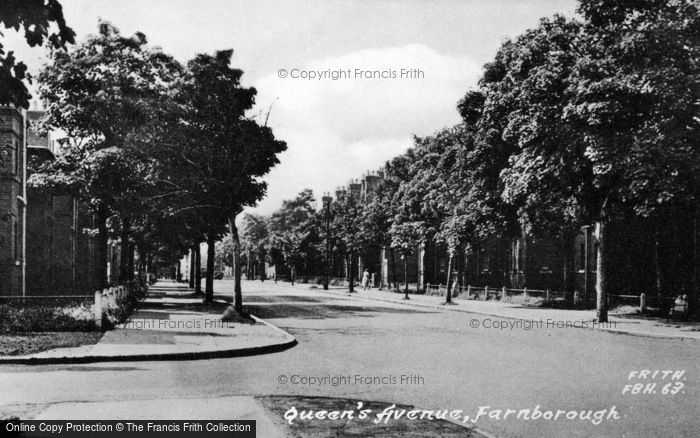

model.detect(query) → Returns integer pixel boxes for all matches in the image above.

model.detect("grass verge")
[0,332,103,356]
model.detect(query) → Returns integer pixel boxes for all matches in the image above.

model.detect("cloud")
[249,44,481,214]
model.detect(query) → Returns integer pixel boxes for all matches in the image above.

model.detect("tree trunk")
[260,254,266,282]
[693,206,698,313]
[596,221,609,323]
[463,246,471,289]
[457,245,464,293]
[445,251,454,304]
[119,218,130,283]
[95,209,109,289]
[136,247,143,279]
[246,249,251,280]
[189,247,196,288]
[348,253,355,292]
[128,242,135,282]
[195,243,202,295]
[403,255,409,298]
[291,265,296,285]
[562,229,576,303]
[390,248,398,291]
[230,218,243,313]
[205,233,216,303]
[654,219,663,298]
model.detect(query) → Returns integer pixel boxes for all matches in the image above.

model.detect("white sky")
[6,0,578,215]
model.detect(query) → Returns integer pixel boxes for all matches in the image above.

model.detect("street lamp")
[322,193,333,290]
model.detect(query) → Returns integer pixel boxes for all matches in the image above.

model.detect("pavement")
[315,285,700,341]
[0,281,297,364]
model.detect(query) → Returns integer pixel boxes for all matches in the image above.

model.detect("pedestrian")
[668,294,689,321]
[361,269,370,291]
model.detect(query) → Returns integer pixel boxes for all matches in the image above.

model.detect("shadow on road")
[243,303,436,320]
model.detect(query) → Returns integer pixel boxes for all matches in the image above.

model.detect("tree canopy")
[0,0,75,108]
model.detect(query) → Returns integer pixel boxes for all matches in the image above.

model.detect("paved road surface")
[1,280,698,437]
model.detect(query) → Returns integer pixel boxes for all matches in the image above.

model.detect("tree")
[267,190,319,285]
[416,128,468,303]
[135,210,193,278]
[374,154,416,291]
[570,0,700,321]
[239,214,269,280]
[390,132,472,302]
[330,190,368,292]
[171,49,286,307]
[477,1,699,322]
[484,16,594,305]
[0,0,75,108]
[215,234,234,275]
[389,222,424,299]
[361,190,394,289]
[31,21,181,288]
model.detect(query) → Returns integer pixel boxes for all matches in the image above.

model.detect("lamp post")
[322,194,333,290]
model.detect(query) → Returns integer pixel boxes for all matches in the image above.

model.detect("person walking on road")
[361,269,371,291]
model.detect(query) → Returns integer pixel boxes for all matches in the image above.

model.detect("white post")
[501,286,507,301]
[484,285,489,300]
[546,289,551,301]
[640,293,646,312]
[94,290,103,330]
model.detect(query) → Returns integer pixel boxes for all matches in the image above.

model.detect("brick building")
[0,106,26,296]
[0,108,98,297]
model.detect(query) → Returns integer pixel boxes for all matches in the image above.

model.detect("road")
[1,280,698,437]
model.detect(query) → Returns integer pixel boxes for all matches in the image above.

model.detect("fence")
[425,283,566,302]
[93,285,130,329]
[425,285,674,312]
[272,275,356,286]
[608,293,672,312]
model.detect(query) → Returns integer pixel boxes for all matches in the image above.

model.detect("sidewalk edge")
[0,316,297,365]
